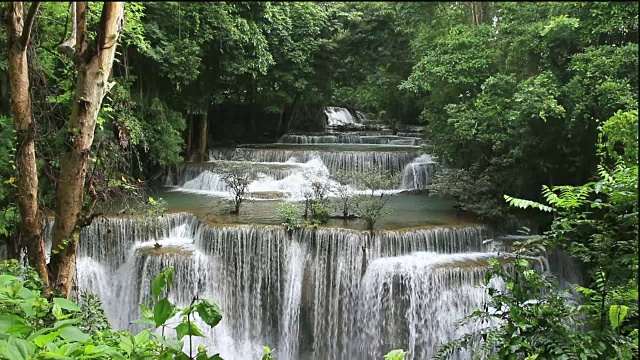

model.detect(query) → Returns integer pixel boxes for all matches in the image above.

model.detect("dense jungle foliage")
[0,1,637,359]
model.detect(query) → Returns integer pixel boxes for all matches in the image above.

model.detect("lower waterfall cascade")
[35,213,580,360]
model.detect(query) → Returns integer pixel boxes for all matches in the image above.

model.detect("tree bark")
[4,2,48,284]
[185,114,193,161]
[197,112,207,162]
[49,2,124,298]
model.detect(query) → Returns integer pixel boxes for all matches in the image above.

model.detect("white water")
[168,146,437,198]
[11,213,581,359]
[278,242,307,359]
[65,214,526,359]
[401,154,437,190]
[277,134,423,146]
[325,107,366,127]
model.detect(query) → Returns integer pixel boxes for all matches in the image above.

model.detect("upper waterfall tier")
[208,146,421,176]
[278,134,423,146]
[325,107,369,127]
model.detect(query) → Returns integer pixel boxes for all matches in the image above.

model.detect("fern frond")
[504,195,554,212]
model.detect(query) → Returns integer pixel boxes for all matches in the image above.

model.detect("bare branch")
[57,1,76,58]
[20,2,41,48]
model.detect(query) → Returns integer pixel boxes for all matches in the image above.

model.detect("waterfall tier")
[208,148,420,178]
[325,107,368,127]
[278,134,423,146]
[43,213,579,360]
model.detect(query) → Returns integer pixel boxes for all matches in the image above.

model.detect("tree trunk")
[185,114,192,161]
[49,2,124,298]
[197,112,207,162]
[4,2,48,284]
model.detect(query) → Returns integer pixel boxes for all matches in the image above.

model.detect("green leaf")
[0,314,32,336]
[118,334,133,355]
[33,331,61,348]
[152,274,166,298]
[5,336,35,360]
[157,337,183,351]
[52,318,83,330]
[59,326,91,343]
[196,300,222,328]
[153,297,175,327]
[133,304,156,325]
[53,298,81,312]
[0,275,18,287]
[133,329,150,348]
[175,321,204,340]
[609,305,629,330]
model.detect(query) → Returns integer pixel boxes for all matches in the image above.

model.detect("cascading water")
[277,134,423,146]
[401,154,437,190]
[64,213,542,359]
[354,252,499,360]
[208,148,420,176]
[325,107,367,127]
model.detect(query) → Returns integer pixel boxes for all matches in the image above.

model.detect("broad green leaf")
[33,331,61,348]
[133,329,151,347]
[196,300,222,328]
[0,314,32,336]
[5,336,35,360]
[53,318,83,330]
[59,326,91,343]
[157,337,183,351]
[175,321,204,340]
[153,297,174,327]
[53,298,81,312]
[118,334,133,355]
[152,274,166,298]
[609,304,629,330]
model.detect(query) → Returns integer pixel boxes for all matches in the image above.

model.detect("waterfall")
[354,252,504,360]
[325,107,365,127]
[401,154,437,190]
[65,214,511,359]
[22,213,581,359]
[208,148,421,177]
[278,242,307,359]
[278,134,363,144]
[277,134,423,146]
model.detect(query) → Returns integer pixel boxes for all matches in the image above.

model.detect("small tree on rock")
[332,170,359,218]
[220,162,255,215]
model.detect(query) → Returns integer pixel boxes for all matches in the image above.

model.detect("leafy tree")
[438,110,638,359]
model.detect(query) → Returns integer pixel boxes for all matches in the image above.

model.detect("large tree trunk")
[49,2,124,297]
[4,2,48,284]
[197,112,207,162]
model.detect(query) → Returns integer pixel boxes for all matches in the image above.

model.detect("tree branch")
[20,2,41,49]
[57,1,78,58]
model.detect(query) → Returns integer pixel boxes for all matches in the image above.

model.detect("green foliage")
[261,346,275,360]
[384,349,407,360]
[278,203,302,232]
[0,261,225,360]
[0,117,17,241]
[440,114,638,359]
[407,2,638,220]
